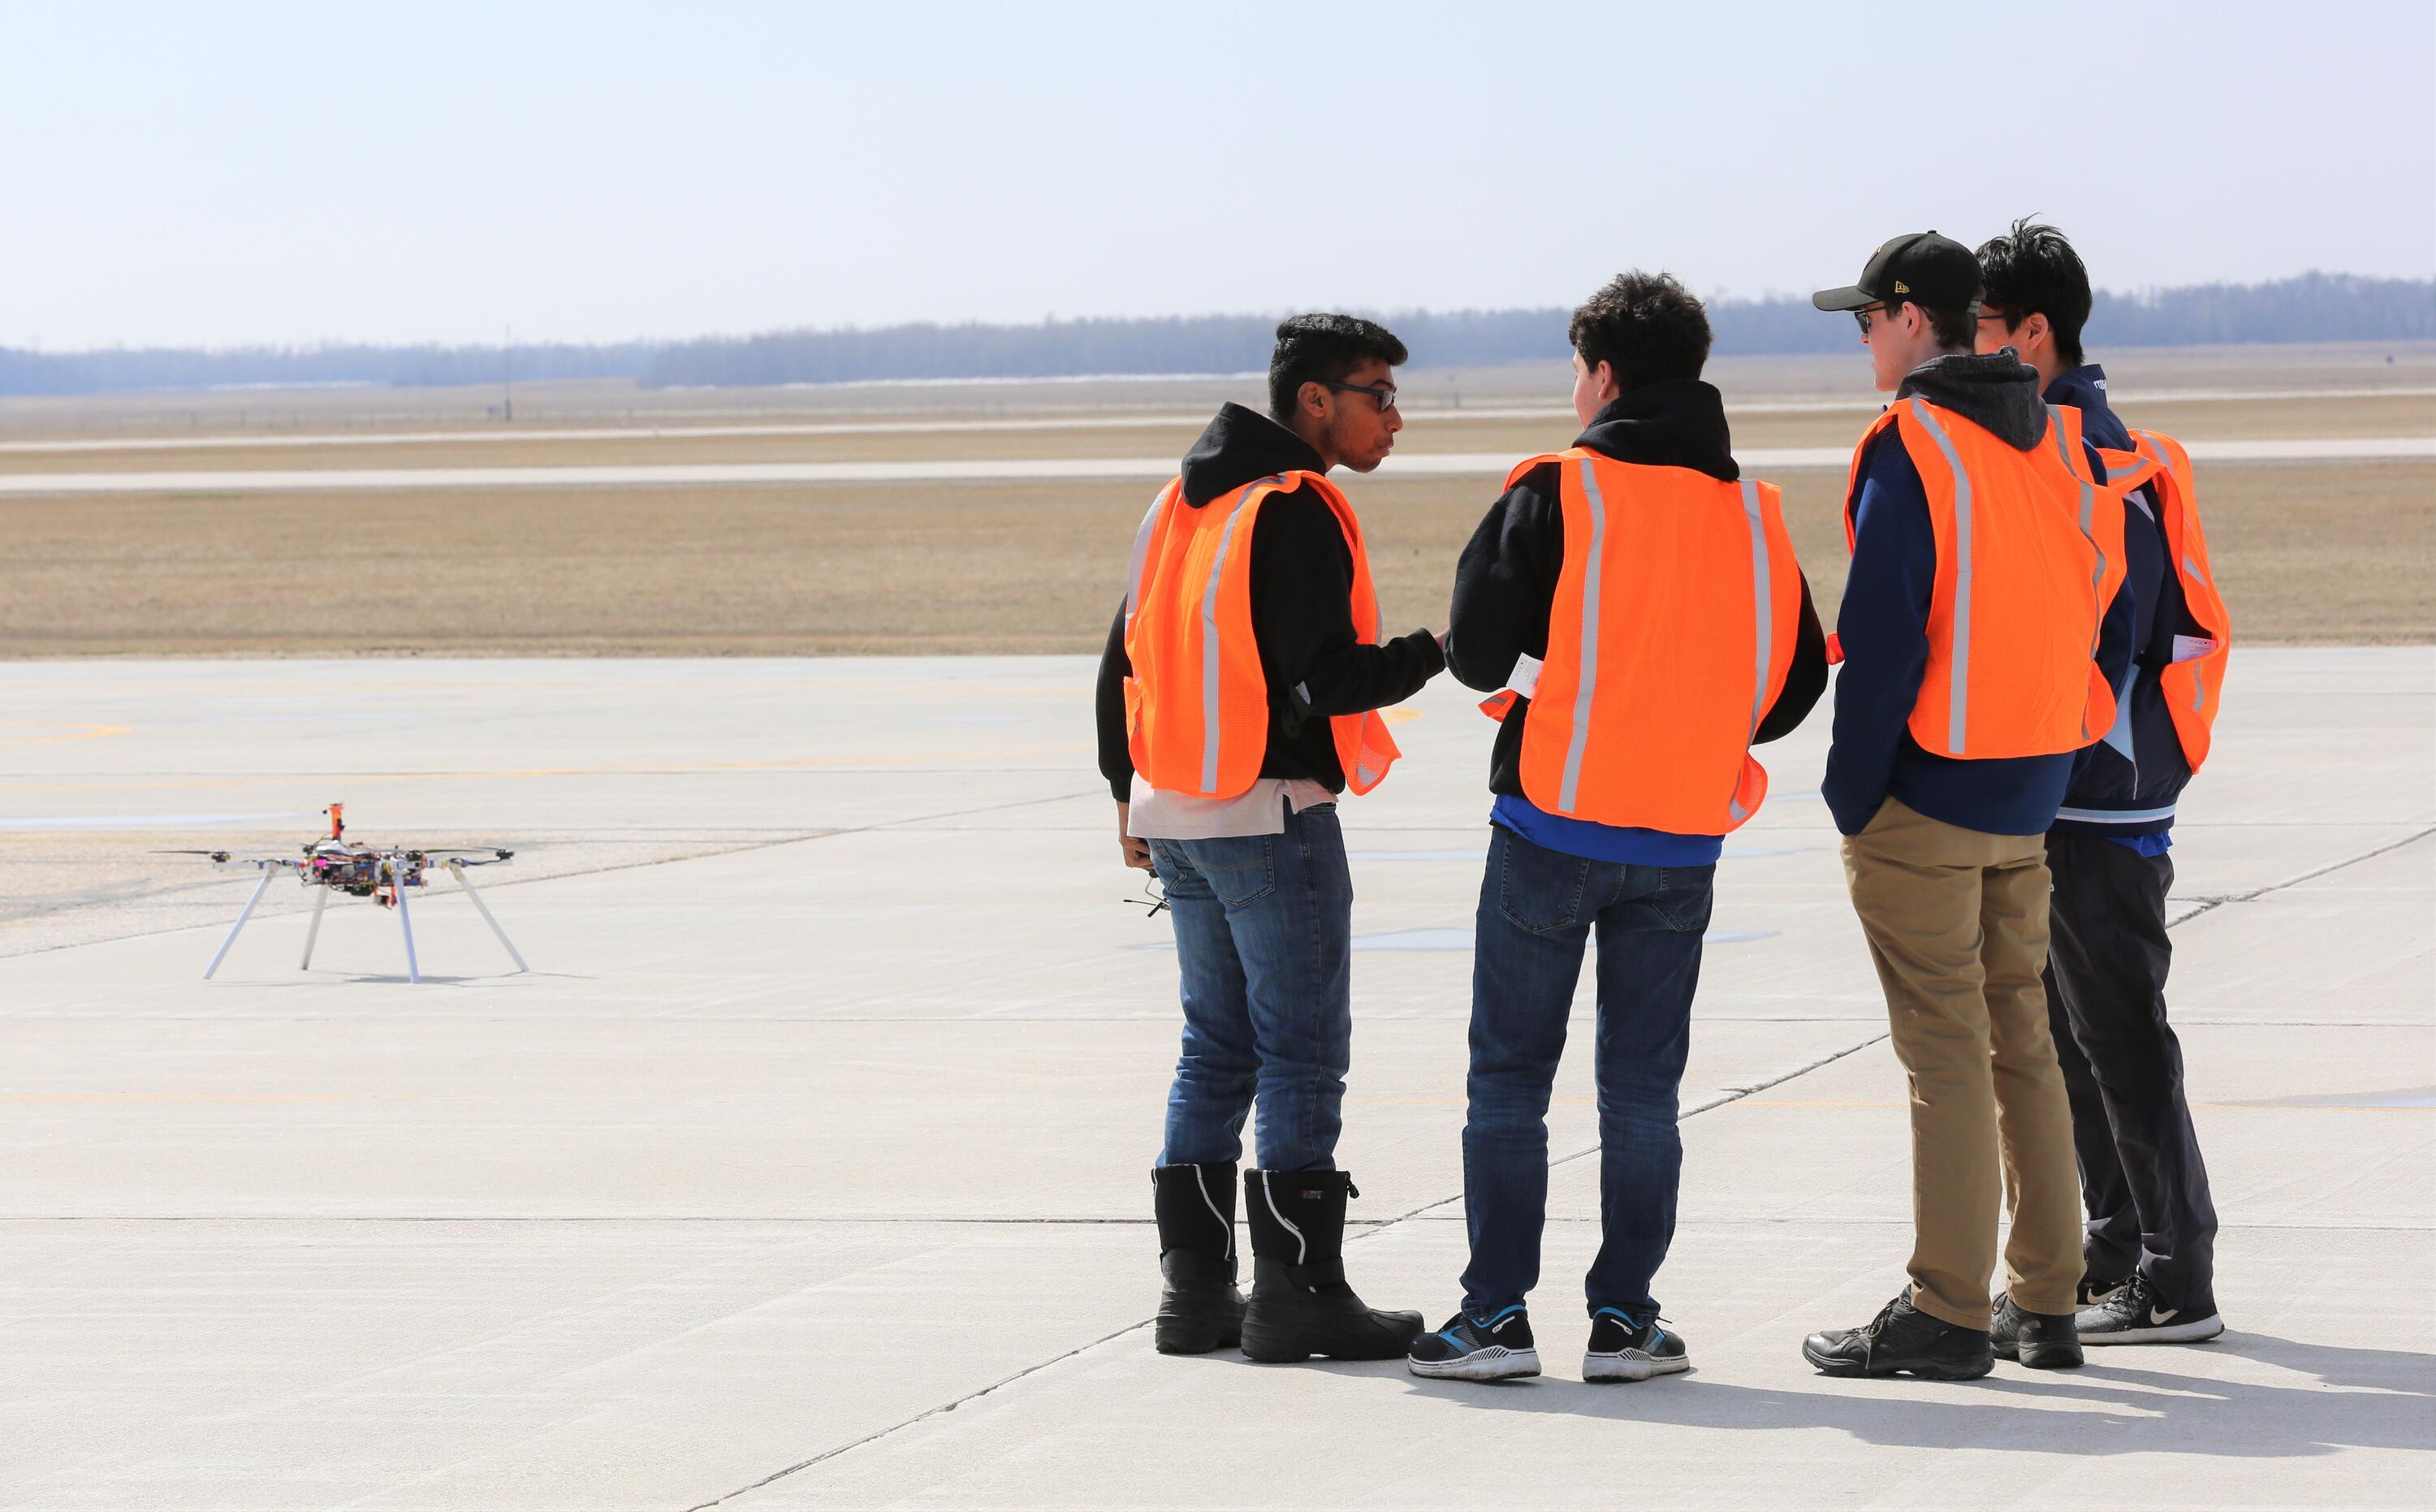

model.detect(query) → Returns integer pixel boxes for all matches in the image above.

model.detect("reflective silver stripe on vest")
[1197,477,1276,794]
[2055,803,2179,825]
[1557,456,1608,813]
[2047,404,2109,738]
[1729,480,1774,823]
[1906,400,1972,754]
[1123,484,1170,622]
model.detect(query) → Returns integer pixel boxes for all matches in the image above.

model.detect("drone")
[164,804,527,984]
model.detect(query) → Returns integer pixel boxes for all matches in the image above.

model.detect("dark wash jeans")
[1149,801,1351,1174]
[1461,823,1711,1320]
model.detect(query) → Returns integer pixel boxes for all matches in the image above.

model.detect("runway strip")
[4,385,2430,456]
[2,434,2427,495]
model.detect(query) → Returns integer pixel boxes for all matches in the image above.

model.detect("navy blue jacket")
[2045,365,2196,840]
[1823,355,2137,838]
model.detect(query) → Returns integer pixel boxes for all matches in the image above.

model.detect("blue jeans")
[1150,801,1351,1174]
[1460,823,1712,1319]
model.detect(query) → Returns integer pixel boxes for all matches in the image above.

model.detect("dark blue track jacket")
[2044,365,2196,845]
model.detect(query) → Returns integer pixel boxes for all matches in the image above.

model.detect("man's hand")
[1116,801,1153,871]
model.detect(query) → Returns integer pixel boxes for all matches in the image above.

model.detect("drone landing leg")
[447,860,529,974]
[300,886,329,970]
[388,863,421,985]
[204,870,274,981]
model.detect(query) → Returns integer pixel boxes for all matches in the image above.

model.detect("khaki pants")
[1843,796,2083,1325]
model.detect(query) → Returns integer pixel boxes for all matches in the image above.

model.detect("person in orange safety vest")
[1093,314,1444,1366]
[1801,231,2138,1384]
[1976,218,2230,1352]
[1410,271,1828,1385]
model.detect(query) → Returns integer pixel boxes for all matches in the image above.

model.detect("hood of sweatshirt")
[1179,402,1329,507]
[1895,351,2049,451]
[1575,379,1739,480]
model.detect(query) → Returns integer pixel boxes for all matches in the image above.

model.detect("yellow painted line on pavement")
[0,722,132,745]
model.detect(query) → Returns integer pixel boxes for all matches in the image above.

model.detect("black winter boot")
[1151,1163,1244,1354]
[1239,1169,1423,1363]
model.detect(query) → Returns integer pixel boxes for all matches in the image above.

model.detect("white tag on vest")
[1506,652,1542,699]
[2171,635,2218,664]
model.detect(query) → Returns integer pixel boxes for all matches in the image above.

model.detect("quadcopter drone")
[166,804,527,984]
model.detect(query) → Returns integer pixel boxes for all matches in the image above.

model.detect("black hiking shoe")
[1583,1307,1689,1382]
[1239,1169,1423,1363]
[1151,1163,1244,1355]
[1802,1290,1995,1380]
[2076,1272,2225,1346]
[1406,1306,1539,1381]
[1990,1292,2084,1369]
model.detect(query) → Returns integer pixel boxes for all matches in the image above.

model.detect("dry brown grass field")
[0,344,2427,656]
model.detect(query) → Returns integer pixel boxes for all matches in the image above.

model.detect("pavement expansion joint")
[681,1320,1156,1512]
[682,810,2435,1500]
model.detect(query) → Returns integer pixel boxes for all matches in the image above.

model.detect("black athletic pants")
[2041,833,2218,1310]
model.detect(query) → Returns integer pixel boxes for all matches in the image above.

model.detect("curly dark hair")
[1268,313,1408,421]
[1976,218,2092,365]
[1567,271,1713,392]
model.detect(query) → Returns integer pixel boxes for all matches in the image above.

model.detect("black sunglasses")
[1321,379,1399,413]
[1851,303,1888,335]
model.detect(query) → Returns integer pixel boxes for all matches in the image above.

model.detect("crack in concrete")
[687,819,2436,1507]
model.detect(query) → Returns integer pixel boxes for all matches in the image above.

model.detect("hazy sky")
[6,1,2431,349]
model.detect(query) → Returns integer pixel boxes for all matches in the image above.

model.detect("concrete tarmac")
[0,651,2429,1509]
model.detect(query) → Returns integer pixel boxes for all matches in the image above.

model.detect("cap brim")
[1811,285,1874,312]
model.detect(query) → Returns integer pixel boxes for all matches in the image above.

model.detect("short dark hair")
[1975,217,2091,366]
[1568,271,1713,390]
[1904,297,1980,352]
[1268,313,1407,421]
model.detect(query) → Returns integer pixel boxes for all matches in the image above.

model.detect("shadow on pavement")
[1384,1334,2436,1458]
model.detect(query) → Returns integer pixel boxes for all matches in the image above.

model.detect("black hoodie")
[1095,403,1445,802]
[1445,380,1829,804]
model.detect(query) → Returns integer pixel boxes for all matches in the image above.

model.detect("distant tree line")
[0,339,657,399]
[2,273,2425,398]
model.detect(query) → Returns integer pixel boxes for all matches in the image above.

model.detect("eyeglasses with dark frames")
[1321,379,1399,413]
[1851,304,1888,336]
[1122,873,1169,918]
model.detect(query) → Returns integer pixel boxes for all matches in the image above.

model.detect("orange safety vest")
[1482,451,1803,834]
[1121,470,1402,798]
[2093,429,2231,771]
[1842,399,2129,759]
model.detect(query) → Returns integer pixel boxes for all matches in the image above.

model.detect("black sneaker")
[1802,1290,1995,1380]
[2076,1272,2225,1346]
[1406,1306,1539,1381]
[1583,1307,1688,1382]
[1990,1292,2084,1369]
[2079,1273,2132,1308]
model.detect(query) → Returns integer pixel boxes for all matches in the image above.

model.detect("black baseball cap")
[1812,231,1982,315]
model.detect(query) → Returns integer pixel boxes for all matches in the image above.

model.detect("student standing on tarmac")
[1976,220,2231,1350]
[1095,314,1445,1365]
[1408,273,1828,1384]
[1801,232,2137,1380]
